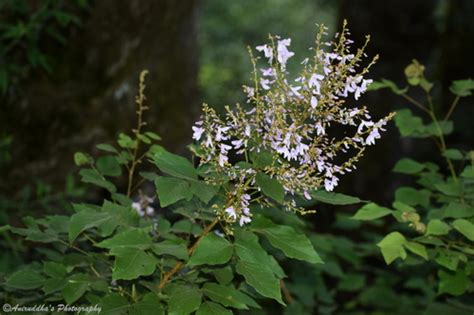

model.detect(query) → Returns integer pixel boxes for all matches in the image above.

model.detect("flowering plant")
[1,23,392,314]
[191,21,393,227]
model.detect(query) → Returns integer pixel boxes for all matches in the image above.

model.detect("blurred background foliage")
[1,0,474,314]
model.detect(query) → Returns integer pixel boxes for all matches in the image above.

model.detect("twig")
[280,280,294,304]
[158,218,220,290]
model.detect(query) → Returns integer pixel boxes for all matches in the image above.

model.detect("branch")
[158,218,220,290]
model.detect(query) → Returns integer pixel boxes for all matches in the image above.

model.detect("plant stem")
[400,93,430,115]
[444,95,460,121]
[158,218,220,290]
[280,280,294,304]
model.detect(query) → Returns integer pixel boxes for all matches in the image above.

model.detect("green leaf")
[101,294,130,315]
[436,249,463,271]
[377,232,407,264]
[43,261,67,278]
[251,216,322,264]
[451,219,474,241]
[190,181,219,203]
[196,302,232,315]
[145,131,161,141]
[394,109,424,137]
[234,230,284,304]
[111,248,157,280]
[188,233,233,266]
[96,228,152,251]
[5,268,45,290]
[367,79,408,95]
[255,172,284,203]
[42,278,66,295]
[168,285,202,314]
[74,152,92,166]
[62,273,90,304]
[438,269,470,296]
[442,149,464,160]
[129,294,164,315]
[202,282,258,309]
[213,267,234,285]
[151,145,197,180]
[311,190,362,205]
[395,187,430,207]
[251,149,274,168]
[155,177,192,207]
[405,242,428,260]
[443,202,474,219]
[69,210,115,243]
[460,165,474,178]
[426,219,451,236]
[97,156,122,177]
[79,168,117,192]
[449,79,474,97]
[96,143,118,153]
[392,158,425,174]
[118,133,137,149]
[152,239,189,260]
[352,203,393,220]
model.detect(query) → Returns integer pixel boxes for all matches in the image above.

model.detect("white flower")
[218,153,228,167]
[192,126,205,141]
[145,206,154,216]
[239,215,252,226]
[260,78,272,90]
[225,206,237,219]
[303,190,312,200]
[256,44,273,63]
[311,96,318,108]
[277,38,294,69]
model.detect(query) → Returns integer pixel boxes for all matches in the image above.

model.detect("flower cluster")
[192,22,393,226]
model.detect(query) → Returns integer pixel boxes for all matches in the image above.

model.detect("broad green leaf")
[405,242,428,260]
[151,145,197,180]
[117,133,137,149]
[426,219,451,236]
[190,181,219,203]
[352,203,393,220]
[442,149,464,160]
[449,79,474,97]
[434,182,463,197]
[96,228,152,251]
[213,266,234,285]
[155,177,192,207]
[101,294,130,315]
[42,278,66,295]
[202,282,258,309]
[436,249,463,271]
[394,109,424,137]
[234,230,284,304]
[74,152,92,166]
[43,261,67,278]
[168,285,202,315]
[152,239,189,260]
[62,273,90,304]
[251,149,274,168]
[97,156,122,177]
[451,219,474,241]
[443,202,474,219]
[5,268,45,290]
[377,232,407,264]
[311,190,362,205]
[129,294,164,315]
[196,302,232,315]
[111,248,157,280]
[251,216,322,264]
[188,233,233,266]
[392,158,425,174]
[395,187,430,207]
[256,172,284,203]
[79,168,116,192]
[460,165,474,178]
[438,269,470,296]
[69,210,115,243]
